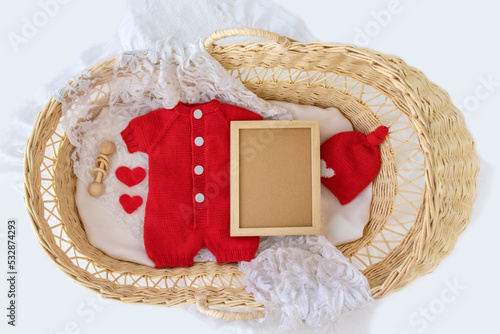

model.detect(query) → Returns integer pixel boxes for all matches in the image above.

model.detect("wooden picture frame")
[230,120,322,236]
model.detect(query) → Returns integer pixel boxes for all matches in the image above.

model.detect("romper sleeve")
[121,108,178,154]
[220,104,263,122]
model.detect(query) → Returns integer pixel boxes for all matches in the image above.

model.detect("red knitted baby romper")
[121,99,261,268]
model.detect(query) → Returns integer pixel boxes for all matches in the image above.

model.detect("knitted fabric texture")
[320,126,389,205]
[121,99,262,267]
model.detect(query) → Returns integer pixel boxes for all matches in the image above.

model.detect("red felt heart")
[116,167,146,187]
[119,195,143,214]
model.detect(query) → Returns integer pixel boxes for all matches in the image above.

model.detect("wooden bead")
[88,182,105,198]
[99,141,116,155]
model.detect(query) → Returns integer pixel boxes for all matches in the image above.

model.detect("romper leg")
[144,217,204,268]
[203,225,259,264]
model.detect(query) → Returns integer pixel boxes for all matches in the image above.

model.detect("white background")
[1,0,499,333]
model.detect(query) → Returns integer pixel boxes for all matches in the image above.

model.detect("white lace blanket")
[240,235,372,331]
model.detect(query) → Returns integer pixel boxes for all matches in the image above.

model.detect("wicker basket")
[23,28,480,321]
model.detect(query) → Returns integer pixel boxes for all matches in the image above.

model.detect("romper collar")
[175,99,221,114]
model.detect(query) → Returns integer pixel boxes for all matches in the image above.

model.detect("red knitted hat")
[320,126,389,205]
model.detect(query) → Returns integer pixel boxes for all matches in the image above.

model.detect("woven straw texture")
[23,28,479,320]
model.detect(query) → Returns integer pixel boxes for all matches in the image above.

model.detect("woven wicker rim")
[23,28,479,320]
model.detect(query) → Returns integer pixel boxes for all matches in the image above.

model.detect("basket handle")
[204,28,293,53]
[194,292,266,321]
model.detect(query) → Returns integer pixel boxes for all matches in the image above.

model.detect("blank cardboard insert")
[230,120,322,236]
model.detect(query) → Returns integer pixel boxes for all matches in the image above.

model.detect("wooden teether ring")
[95,153,110,168]
[88,141,116,197]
